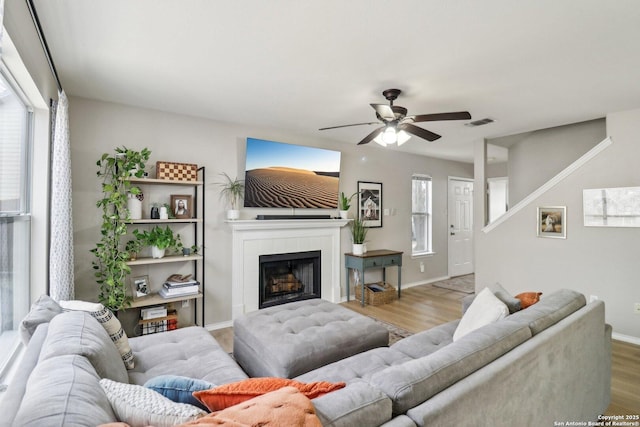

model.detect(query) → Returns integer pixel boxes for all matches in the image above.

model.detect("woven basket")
[355,281,397,306]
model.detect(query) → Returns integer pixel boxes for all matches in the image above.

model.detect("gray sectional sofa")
[0,289,611,426]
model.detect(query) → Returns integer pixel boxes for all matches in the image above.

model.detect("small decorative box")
[156,161,198,182]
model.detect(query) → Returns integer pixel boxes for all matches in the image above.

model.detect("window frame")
[411,174,433,257]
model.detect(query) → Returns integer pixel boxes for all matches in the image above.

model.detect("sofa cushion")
[369,319,532,415]
[453,287,509,341]
[60,300,135,369]
[144,375,215,411]
[13,354,116,426]
[100,378,206,427]
[39,310,129,384]
[127,326,248,386]
[509,289,586,335]
[391,320,458,359]
[193,377,345,411]
[311,380,393,427]
[19,294,62,344]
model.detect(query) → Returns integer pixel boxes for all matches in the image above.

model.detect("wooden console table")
[345,249,403,306]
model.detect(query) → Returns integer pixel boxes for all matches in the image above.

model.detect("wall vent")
[465,118,495,127]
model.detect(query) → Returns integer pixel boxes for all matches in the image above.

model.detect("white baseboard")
[402,275,451,290]
[612,332,640,346]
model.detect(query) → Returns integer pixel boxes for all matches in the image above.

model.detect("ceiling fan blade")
[370,104,395,121]
[410,111,472,123]
[398,123,441,142]
[319,122,379,131]
[357,127,384,145]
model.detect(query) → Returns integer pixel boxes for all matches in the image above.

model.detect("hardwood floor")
[212,282,639,416]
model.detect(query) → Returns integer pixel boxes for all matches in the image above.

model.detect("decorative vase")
[182,247,191,257]
[352,243,364,255]
[159,206,168,220]
[227,209,240,220]
[127,194,142,220]
[150,206,160,219]
[339,210,348,219]
[151,246,165,259]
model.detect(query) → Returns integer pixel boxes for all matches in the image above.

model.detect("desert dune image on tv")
[244,138,341,209]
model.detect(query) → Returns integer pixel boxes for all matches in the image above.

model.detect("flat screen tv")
[244,138,342,209]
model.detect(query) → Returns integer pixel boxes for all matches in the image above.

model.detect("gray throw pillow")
[490,282,521,314]
[19,294,63,344]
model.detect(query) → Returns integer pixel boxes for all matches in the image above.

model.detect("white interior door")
[448,178,474,277]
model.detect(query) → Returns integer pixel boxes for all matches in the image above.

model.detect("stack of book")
[159,278,200,299]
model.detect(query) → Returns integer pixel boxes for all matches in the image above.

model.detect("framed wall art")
[171,194,192,219]
[358,181,382,228]
[131,275,150,300]
[537,206,566,239]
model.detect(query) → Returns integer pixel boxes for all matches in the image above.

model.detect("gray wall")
[490,119,605,206]
[69,96,473,327]
[476,108,640,340]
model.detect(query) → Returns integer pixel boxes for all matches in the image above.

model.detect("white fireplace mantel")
[228,219,349,319]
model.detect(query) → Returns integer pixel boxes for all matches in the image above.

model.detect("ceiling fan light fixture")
[373,135,387,147]
[381,126,397,144]
[396,130,411,146]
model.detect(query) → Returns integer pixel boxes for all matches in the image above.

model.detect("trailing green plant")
[339,191,359,211]
[216,172,245,210]
[91,146,151,311]
[133,226,182,252]
[350,217,368,244]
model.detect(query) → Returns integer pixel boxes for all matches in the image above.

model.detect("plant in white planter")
[350,217,368,255]
[134,226,181,259]
[217,172,244,220]
[338,191,359,219]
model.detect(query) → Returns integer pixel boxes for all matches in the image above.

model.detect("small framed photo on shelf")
[537,206,566,239]
[358,181,383,228]
[171,194,192,219]
[131,275,150,300]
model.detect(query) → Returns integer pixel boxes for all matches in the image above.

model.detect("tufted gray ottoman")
[233,299,389,378]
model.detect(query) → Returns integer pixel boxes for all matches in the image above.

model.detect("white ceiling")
[33,0,640,163]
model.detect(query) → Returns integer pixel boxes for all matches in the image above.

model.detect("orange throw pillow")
[515,292,543,309]
[193,377,346,412]
[180,387,322,426]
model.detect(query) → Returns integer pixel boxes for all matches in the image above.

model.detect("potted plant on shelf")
[217,172,244,220]
[350,217,368,255]
[92,146,151,311]
[338,191,359,219]
[125,238,143,261]
[134,226,181,259]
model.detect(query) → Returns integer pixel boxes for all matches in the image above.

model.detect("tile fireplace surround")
[228,219,349,319]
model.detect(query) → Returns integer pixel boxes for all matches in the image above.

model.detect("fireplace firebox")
[259,250,321,309]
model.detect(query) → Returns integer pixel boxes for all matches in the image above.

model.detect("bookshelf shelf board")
[129,177,203,186]
[129,292,203,309]
[126,254,203,266]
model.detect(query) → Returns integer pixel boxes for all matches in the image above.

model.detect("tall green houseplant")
[92,146,151,311]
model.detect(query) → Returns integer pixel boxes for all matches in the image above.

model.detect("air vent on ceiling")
[465,118,495,127]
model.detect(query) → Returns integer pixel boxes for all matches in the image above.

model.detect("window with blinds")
[411,174,432,256]
[0,68,33,378]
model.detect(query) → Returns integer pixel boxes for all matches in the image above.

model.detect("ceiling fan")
[319,89,471,146]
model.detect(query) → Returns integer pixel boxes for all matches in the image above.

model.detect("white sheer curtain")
[49,90,74,300]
